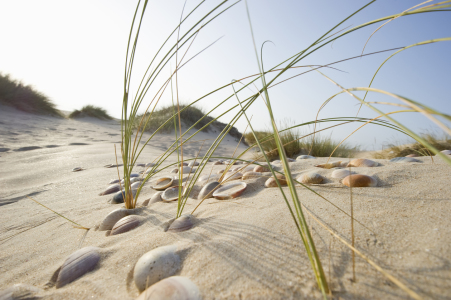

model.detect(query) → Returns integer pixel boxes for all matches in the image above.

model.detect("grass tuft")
[0,73,62,116]
[69,105,113,120]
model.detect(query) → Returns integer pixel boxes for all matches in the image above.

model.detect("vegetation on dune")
[0,73,61,116]
[69,105,113,120]
[373,133,451,159]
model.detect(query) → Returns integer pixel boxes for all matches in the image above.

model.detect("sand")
[1,105,450,299]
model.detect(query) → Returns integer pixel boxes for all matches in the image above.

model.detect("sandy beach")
[1,105,450,300]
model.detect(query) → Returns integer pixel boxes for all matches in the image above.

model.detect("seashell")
[171,168,179,174]
[297,172,324,184]
[111,189,137,204]
[104,164,122,168]
[272,160,281,164]
[131,182,142,189]
[136,276,201,300]
[130,177,143,183]
[297,155,315,160]
[168,214,196,232]
[144,168,158,175]
[198,181,220,200]
[178,162,188,167]
[99,184,121,196]
[133,245,181,292]
[254,165,270,172]
[150,176,174,191]
[216,169,226,175]
[137,163,145,167]
[213,161,223,165]
[342,174,377,187]
[439,149,451,155]
[0,283,42,299]
[162,186,185,202]
[99,208,130,231]
[287,158,296,162]
[145,162,155,168]
[147,191,163,205]
[55,246,100,288]
[239,166,255,173]
[130,173,140,178]
[213,182,247,200]
[315,161,342,169]
[231,166,242,172]
[179,166,192,173]
[198,174,220,183]
[405,154,419,157]
[390,157,421,163]
[188,161,199,167]
[331,169,354,180]
[346,158,378,167]
[242,171,262,180]
[265,174,287,188]
[72,167,83,172]
[223,172,242,181]
[110,215,141,235]
[109,179,120,184]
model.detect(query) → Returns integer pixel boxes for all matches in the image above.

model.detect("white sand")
[1,105,450,299]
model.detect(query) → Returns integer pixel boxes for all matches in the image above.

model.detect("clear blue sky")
[0,0,450,150]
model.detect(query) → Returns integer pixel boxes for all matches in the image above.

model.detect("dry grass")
[69,105,113,120]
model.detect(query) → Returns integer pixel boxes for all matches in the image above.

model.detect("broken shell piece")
[99,184,121,196]
[134,245,181,292]
[223,172,242,182]
[315,161,342,169]
[213,182,247,200]
[346,158,378,167]
[390,157,421,163]
[265,175,287,188]
[55,247,100,288]
[72,167,83,172]
[198,181,220,200]
[99,208,130,231]
[297,172,324,184]
[168,214,196,232]
[110,215,141,235]
[331,169,354,180]
[242,172,262,180]
[342,174,377,187]
[136,276,201,300]
[162,186,185,202]
[297,155,315,160]
[150,176,174,191]
[254,165,270,173]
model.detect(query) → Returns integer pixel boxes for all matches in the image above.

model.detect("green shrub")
[69,105,113,120]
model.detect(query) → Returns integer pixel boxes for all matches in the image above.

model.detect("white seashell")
[136,276,201,300]
[198,174,220,183]
[188,161,199,167]
[55,247,100,288]
[99,184,121,196]
[297,155,315,160]
[131,182,142,189]
[168,214,196,232]
[150,176,174,191]
[147,191,163,205]
[342,174,377,187]
[331,169,354,179]
[134,245,181,292]
[162,186,185,202]
[440,149,451,155]
[99,208,130,231]
[346,158,378,167]
[242,172,262,180]
[72,167,83,172]
[297,172,324,184]
[222,172,242,181]
[171,168,179,174]
[390,157,421,163]
[144,168,158,175]
[110,215,141,235]
[130,177,143,183]
[315,161,342,169]
[213,182,247,200]
[265,174,287,188]
[145,162,155,168]
[198,181,220,200]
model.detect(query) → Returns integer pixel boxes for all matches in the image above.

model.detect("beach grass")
[0,73,62,116]
[69,105,113,120]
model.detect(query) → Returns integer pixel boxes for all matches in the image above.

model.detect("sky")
[0,0,450,150]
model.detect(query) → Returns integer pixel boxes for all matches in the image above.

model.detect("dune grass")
[0,73,61,116]
[69,105,113,120]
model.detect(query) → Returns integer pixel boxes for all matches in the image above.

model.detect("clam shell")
[144,168,158,175]
[150,176,174,191]
[342,174,377,187]
[198,174,220,183]
[179,166,192,173]
[254,165,270,172]
[178,162,188,167]
[145,162,155,168]
[99,184,121,196]
[99,208,130,231]
[55,246,100,288]
[405,154,419,157]
[272,160,281,164]
[136,276,201,300]
[297,172,324,184]
[439,149,451,155]
[390,157,421,163]
[213,182,247,200]
[223,172,242,181]
[109,179,120,184]
[130,173,140,178]
[111,189,137,204]
[168,214,196,232]
[242,171,262,180]
[315,161,342,169]
[130,177,143,183]
[188,161,199,167]
[265,175,287,188]
[110,215,141,235]
[213,161,223,165]
[72,167,83,172]
[137,163,145,167]
[162,186,185,202]
[331,169,354,179]
[131,182,142,189]
[170,168,179,174]
[134,245,181,292]
[346,158,378,167]
[198,181,220,200]
[148,191,163,205]
[297,155,315,160]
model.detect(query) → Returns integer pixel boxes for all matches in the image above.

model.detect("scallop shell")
[72,167,83,172]
[315,161,342,169]
[99,184,121,196]
[110,215,141,235]
[168,214,196,232]
[136,276,201,300]
[242,172,262,180]
[99,208,130,231]
[55,246,100,288]
[150,176,174,191]
[223,172,242,181]
[188,161,199,167]
[346,158,378,167]
[390,157,420,163]
[198,174,220,183]
[265,175,287,188]
[331,169,354,179]
[109,179,120,184]
[297,172,324,184]
[297,155,315,160]
[161,186,185,202]
[254,165,270,173]
[134,245,181,292]
[342,174,377,187]
[213,182,247,200]
[405,154,419,157]
[198,181,220,200]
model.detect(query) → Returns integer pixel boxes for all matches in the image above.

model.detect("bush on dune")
[69,105,113,120]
